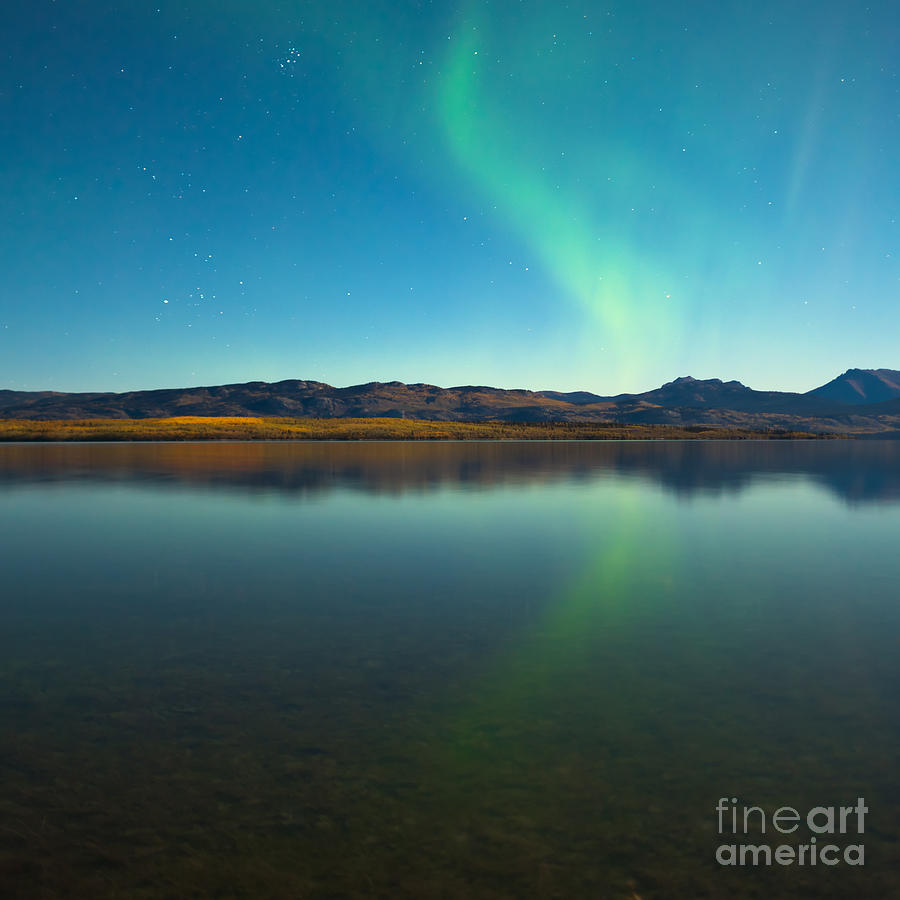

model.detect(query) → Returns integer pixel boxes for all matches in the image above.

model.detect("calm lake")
[1,440,899,898]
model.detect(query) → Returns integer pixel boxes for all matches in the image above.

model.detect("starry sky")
[2,0,898,394]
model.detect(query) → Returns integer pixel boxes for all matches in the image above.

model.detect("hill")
[0,370,898,434]
[805,368,900,405]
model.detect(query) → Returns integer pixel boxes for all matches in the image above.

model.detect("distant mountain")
[805,368,900,405]
[1,370,899,434]
[537,390,606,405]
[0,380,613,423]
[609,376,795,412]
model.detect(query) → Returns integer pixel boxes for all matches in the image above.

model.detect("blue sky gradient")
[2,1,898,393]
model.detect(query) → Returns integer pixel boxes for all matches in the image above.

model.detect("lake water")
[1,440,899,898]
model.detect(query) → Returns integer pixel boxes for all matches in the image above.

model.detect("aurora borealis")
[2,1,898,393]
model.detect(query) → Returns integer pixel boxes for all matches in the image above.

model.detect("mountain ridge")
[1,369,899,434]
[806,368,900,405]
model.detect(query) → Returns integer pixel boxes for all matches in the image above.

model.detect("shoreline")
[0,416,847,442]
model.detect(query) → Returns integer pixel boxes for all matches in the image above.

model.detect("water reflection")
[1,441,898,898]
[1,439,899,504]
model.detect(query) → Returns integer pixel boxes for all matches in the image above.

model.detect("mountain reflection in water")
[1,439,899,505]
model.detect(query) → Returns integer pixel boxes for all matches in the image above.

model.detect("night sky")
[2,1,898,394]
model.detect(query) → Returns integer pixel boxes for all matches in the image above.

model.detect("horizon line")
[3,366,896,398]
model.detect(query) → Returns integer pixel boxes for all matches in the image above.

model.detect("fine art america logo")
[715,797,867,867]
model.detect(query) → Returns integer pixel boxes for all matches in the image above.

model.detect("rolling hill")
[805,368,900,405]
[1,370,899,434]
